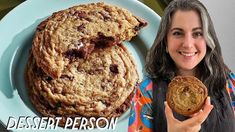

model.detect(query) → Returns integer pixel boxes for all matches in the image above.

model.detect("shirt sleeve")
[128,79,154,132]
[226,72,235,112]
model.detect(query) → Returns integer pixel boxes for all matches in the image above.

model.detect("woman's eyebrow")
[192,27,202,31]
[170,27,202,32]
[170,27,183,32]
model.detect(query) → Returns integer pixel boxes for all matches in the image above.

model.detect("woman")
[128,0,235,131]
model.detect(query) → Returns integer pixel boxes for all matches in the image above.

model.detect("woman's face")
[167,10,206,76]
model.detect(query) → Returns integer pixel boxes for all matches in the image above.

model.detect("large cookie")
[166,76,208,116]
[26,45,138,119]
[32,2,147,78]
[28,76,134,127]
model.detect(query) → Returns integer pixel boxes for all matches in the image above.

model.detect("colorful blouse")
[128,72,235,132]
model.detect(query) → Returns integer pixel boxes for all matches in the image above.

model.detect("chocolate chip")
[134,26,141,31]
[101,100,111,106]
[77,24,85,31]
[84,17,92,22]
[55,101,62,109]
[92,32,116,48]
[64,49,86,59]
[134,19,148,31]
[74,11,87,18]
[110,64,119,74]
[138,20,148,28]
[104,6,112,12]
[60,75,74,81]
[183,86,189,92]
[115,106,125,114]
[64,42,95,60]
[99,11,111,21]
[45,76,53,81]
[73,11,91,21]
[33,65,43,77]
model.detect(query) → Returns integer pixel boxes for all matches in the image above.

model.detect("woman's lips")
[179,51,197,57]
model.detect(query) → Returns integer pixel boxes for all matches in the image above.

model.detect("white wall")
[200,0,235,72]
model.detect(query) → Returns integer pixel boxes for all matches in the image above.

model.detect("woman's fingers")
[190,96,213,117]
[190,110,202,117]
[164,102,179,123]
[164,97,213,132]
[165,101,181,132]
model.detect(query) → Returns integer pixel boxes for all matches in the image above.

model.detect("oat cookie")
[26,45,138,119]
[166,76,208,116]
[32,2,147,78]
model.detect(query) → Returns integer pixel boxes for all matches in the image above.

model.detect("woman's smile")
[178,51,198,57]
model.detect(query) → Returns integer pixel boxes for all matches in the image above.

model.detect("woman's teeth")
[180,52,196,57]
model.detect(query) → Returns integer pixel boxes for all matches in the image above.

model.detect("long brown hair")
[145,0,229,95]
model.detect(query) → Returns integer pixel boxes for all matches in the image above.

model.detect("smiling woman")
[166,10,207,76]
[128,0,235,132]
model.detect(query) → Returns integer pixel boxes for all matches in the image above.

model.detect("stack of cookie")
[25,2,147,127]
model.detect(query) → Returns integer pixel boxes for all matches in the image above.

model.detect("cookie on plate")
[28,74,134,127]
[166,76,208,116]
[26,44,139,126]
[32,2,147,78]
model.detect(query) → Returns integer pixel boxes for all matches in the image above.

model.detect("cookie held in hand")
[166,76,208,116]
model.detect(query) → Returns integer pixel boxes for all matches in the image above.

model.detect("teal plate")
[0,0,160,131]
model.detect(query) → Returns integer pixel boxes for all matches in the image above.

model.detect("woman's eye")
[172,31,182,36]
[193,32,203,38]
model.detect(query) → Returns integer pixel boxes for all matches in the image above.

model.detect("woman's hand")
[165,97,213,132]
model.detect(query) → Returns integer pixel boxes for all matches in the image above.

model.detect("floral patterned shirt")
[128,72,235,132]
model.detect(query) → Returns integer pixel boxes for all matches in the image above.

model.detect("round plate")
[0,0,160,131]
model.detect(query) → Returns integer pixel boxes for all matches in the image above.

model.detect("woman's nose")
[182,34,194,48]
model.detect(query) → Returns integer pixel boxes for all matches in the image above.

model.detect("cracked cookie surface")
[166,76,208,116]
[32,2,147,78]
[26,45,139,120]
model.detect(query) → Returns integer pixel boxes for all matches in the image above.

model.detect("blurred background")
[1,0,235,131]
[0,0,25,19]
[0,0,169,19]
